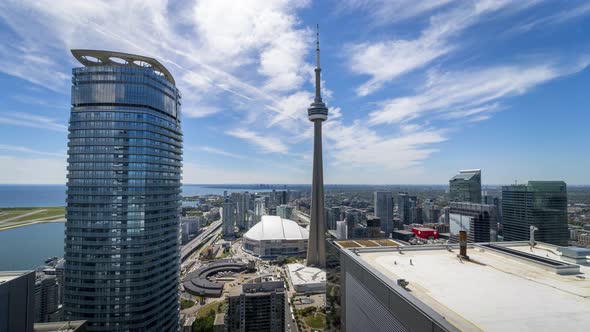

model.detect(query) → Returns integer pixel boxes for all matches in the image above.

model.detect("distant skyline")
[1,1,590,185]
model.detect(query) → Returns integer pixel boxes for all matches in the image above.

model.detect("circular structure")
[243,215,309,258]
[183,260,249,297]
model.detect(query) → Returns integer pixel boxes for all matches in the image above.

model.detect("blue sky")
[0,0,589,185]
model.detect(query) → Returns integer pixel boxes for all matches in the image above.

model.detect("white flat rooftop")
[287,263,325,286]
[0,271,31,284]
[358,243,590,332]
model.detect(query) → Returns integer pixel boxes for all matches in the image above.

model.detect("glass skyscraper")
[449,169,482,203]
[502,181,569,246]
[64,50,182,331]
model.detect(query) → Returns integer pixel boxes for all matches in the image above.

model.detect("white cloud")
[195,146,248,160]
[0,112,67,132]
[323,118,446,170]
[183,161,306,184]
[512,2,590,33]
[225,129,288,154]
[182,106,222,118]
[0,145,65,158]
[369,61,589,125]
[338,0,454,25]
[346,0,538,96]
[0,156,66,184]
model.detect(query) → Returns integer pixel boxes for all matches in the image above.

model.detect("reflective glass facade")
[64,64,182,331]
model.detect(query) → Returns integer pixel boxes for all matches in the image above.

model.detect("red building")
[412,227,439,239]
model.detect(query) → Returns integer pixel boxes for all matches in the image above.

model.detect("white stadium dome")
[242,215,309,257]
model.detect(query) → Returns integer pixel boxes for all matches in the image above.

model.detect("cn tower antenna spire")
[314,24,322,103]
[306,23,328,268]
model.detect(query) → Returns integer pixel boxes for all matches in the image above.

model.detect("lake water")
[0,222,65,270]
[0,184,273,270]
[0,184,272,208]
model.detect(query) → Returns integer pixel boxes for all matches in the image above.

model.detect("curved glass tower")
[64,50,182,331]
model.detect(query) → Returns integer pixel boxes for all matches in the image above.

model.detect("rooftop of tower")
[71,49,175,85]
[337,241,590,332]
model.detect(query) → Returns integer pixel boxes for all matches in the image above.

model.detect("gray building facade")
[0,271,35,332]
[325,242,456,332]
[449,202,498,243]
[225,281,286,332]
[502,181,569,246]
[374,191,393,236]
[65,50,182,331]
[449,169,482,204]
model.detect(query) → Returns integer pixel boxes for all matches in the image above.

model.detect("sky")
[0,0,589,185]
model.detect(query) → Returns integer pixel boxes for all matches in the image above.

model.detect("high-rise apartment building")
[65,50,182,331]
[374,191,393,236]
[222,201,235,237]
[449,169,482,203]
[502,181,569,246]
[225,281,286,332]
[34,274,60,323]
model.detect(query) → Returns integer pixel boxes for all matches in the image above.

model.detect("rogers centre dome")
[243,215,309,257]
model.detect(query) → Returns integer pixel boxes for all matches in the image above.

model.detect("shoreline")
[0,218,65,232]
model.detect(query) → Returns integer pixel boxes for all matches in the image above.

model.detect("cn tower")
[306,25,327,268]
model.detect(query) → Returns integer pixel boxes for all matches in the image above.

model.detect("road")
[293,209,310,225]
[180,219,222,262]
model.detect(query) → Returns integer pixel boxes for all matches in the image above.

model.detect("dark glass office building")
[64,50,182,331]
[502,181,568,246]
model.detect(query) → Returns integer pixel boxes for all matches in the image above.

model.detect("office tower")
[374,191,393,236]
[254,197,265,222]
[449,169,482,203]
[326,240,590,331]
[307,27,328,268]
[65,50,182,331]
[326,206,342,231]
[0,271,35,332]
[225,281,286,332]
[397,192,417,225]
[276,204,293,220]
[34,274,59,323]
[345,209,362,239]
[336,220,348,240]
[411,206,423,224]
[222,201,235,237]
[502,181,569,246]
[449,202,498,243]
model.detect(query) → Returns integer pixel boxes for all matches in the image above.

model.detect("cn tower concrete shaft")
[306,120,326,268]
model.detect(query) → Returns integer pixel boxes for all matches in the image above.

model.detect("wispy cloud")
[368,61,590,125]
[512,2,590,33]
[225,129,288,154]
[338,0,454,25]
[191,146,248,160]
[346,0,538,96]
[0,156,66,184]
[0,112,67,132]
[323,119,447,170]
[0,144,65,158]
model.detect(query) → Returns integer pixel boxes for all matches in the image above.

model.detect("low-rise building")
[286,263,326,293]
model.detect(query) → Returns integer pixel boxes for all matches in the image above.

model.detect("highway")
[293,209,310,225]
[180,219,222,262]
